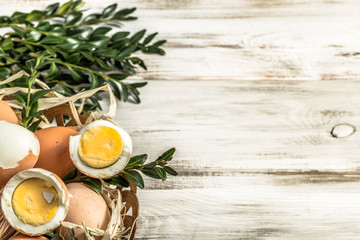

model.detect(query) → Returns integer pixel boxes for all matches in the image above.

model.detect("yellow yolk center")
[12,178,59,226]
[78,126,123,168]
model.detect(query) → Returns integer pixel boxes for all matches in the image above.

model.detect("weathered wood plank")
[114,79,360,238]
[3,0,360,80]
[116,80,360,174]
[136,175,360,240]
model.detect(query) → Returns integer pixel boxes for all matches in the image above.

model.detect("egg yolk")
[12,178,59,226]
[78,126,123,168]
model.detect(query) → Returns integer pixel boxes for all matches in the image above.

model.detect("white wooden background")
[4,0,360,239]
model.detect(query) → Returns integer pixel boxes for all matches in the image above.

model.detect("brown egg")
[9,234,48,239]
[57,183,111,240]
[0,121,40,188]
[34,127,78,178]
[0,100,18,124]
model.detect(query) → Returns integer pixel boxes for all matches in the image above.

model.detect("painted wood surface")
[2,0,360,239]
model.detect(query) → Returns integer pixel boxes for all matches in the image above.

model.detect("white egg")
[69,120,133,178]
[0,121,40,187]
[1,168,70,236]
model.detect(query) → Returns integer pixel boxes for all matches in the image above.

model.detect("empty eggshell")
[0,121,40,187]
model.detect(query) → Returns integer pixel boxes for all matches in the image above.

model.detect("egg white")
[0,121,40,169]
[1,168,69,235]
[69,120,133,178]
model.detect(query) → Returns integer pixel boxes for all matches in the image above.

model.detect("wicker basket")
[0,71,140,239]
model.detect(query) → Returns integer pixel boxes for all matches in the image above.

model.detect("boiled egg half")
[69,120,132,179]
[1,168,70,236]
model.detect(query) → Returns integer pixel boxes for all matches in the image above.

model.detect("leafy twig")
[62,147,177,191]
[0,0,166,112]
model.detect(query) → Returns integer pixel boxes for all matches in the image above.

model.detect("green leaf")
[114,8,136,19]
[104,175,129,187]
[111,31,130,42]
[117,44,137,60]
[143,32,158,45]
[80,51,95,61]
[89,35,110,48]
[68,52,81,64]
[41,35,64,44]
[11,26,25,38]
[129,57,147,70]
[154,167,167,182]
[146,46,165,55]
[46,63,59,79]
[1,38,13,50]
[36,21,52,31]
[109,73,128,81]
[95,58,111,70]
[0,68,10,80]
[156,147,176,163]
[107,80,121,100]
[10,12,26,20]
[140,168,161,179]
[163,166,178,176]
[69,0,83,10]
[29,101,39,116]
[45,2,59,16]
[92,27,112,37]
[22,112,42,128]
[130,29,146,43]
[25,44,35,52]
[89,71,98,89]
[58,0,74,15]
[65,12,83,26]
[30,89,52,105]
[43,45,57,57]
[50,26,66,36]
[126,154,147,169]
[25,59,36,72]
[128,87,140,103]
[57,42,80,50]
[83,13,100,23]
[122,170,144,189]
[153,40,167,47]
[11,92,26,106]
[142,161,156,169]
[28,119,42,132]
[82,178,103,194]
[62,168,78,182]
[130,82,147,88]
[102,4,117,18]
[120,82,128,101]
[26,10,44,21]
[68,67,84,82]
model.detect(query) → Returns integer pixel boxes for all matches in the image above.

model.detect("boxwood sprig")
[62,147,177,192]
[0,0,166,111]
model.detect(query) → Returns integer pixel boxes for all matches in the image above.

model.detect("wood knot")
[331,123,356,139]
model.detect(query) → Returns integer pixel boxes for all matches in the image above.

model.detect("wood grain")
[113,79,360,239]
[3,0,360,81]
[2,0,360,239]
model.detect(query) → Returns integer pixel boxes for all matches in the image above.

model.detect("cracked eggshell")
[69,120,133,179]
[0,121,40,188]
[1,168,70,236]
